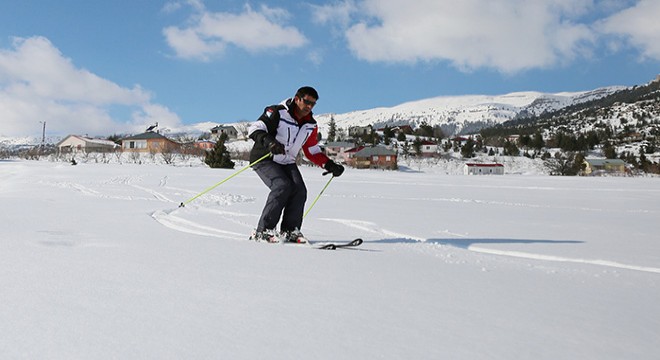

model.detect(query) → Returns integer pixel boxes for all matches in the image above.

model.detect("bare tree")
[234,121,251,140]
[160,143,177,165]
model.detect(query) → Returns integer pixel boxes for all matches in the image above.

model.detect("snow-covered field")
[1,159,659,359]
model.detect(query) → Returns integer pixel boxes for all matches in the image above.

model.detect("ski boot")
[281,229,308,244]
[249,229,280,243]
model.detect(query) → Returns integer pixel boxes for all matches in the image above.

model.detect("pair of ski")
[251,235,362,250]
[314,238,363,250]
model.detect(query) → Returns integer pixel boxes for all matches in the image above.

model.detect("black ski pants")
[253,161,307,233]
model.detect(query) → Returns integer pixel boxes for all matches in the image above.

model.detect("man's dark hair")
[295,86,319,100]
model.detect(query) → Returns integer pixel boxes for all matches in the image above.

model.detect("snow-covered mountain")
[315,86,625,136]
[0,135,59,151]
[0,86,626,149]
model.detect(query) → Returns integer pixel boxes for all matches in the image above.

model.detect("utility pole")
[40,121,46,155]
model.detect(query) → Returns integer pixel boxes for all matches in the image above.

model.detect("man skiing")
[248,86,344,243]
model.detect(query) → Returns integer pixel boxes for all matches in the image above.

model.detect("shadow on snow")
[370,238,583,248]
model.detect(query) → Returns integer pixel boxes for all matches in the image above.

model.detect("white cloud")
[311,0,357,28]
[307,49,324,67]
[162,0,205,14]
[317,0,597,73]
[0,36,181,137]
[162,26,226,61]
[596,0,660,61]
[131,104,182,131]
[163,3,307,61]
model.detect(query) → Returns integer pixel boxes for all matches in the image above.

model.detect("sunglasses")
[301,98,316,106]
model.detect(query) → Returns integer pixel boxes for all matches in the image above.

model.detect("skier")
[248,86,344,243]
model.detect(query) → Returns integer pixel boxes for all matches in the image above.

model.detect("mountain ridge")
[0,84,633,146]
[314,86,626,137]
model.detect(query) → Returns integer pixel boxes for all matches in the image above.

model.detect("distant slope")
[0,85,628,147]
[315,87,625,136]
[484,77,660,140]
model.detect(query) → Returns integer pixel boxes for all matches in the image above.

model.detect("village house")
[375,125,414,136]
[450,136,472,148]
[347,146,398,170]
[120,132,180,153]
[324,141,357,163]
[391,125,413,135]
[583,158,627,176]
[348,125,373,138]
[420,140,439,157]
[193,140,216,151]
[56,135,119,153]
[464,163,504,175]
[340,145,366,164]
[210,125,239,141]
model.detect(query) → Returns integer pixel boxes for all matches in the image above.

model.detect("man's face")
[294,95,316,117]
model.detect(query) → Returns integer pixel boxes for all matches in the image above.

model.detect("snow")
[1,159,659,359]
[314,87,624,135]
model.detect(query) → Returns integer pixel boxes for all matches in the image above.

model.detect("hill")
[486,76,660,137]
[479,76,660,168]
[314,87,624,137]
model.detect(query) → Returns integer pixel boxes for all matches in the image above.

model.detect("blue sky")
[1,0,659,137]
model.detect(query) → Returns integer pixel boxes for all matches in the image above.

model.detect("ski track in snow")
[328,193,657,215]
[131,184,175,203]
[38,179,255,208]
[49,173,659,275]
[319,218,660,274]
[465,246,660,274]
[57,171,657,275]
[40,180,159,202]
[195,208,256,229]
[151,209,245,240]
[318,217,426,241]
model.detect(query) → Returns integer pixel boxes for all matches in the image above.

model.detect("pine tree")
[503,139,520,156]
[531,131,545,150]
[603,141,617,159]
[412,137,423,156]
[205,133,235,169]
[327,116,337,143]
[461,138,476,158]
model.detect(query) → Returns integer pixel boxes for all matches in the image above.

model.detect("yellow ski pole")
[179,152,271,208]
[303,174,335,219]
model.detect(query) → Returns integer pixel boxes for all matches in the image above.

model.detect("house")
[193,140,216,151]
[348,146,398,170]
[391,125,413,135]
[451,136,470,146]
[348,125,373,137]
[464,163,504,175]
[324,141,357,162]
[583,158,627,175]
[344,146,366,161]
[420,140,439,157]
[120,132,180,153]
[56,135,119,153]
[376,125,413,135]
[210,125,239,141]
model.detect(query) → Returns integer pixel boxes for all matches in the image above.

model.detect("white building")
[210,125,239,140]
[56,135,119,153]
[464,163,504,175]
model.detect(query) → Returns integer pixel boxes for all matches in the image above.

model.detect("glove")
[264,136,285,155]
[324,160,344,177]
